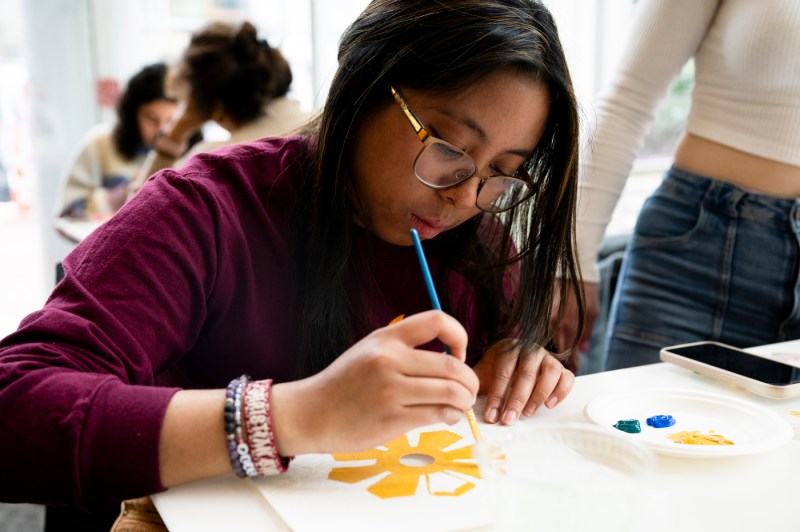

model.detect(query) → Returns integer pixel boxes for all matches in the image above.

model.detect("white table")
[153,341,800,531]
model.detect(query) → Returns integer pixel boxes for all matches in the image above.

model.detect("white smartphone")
[660,340,800,399]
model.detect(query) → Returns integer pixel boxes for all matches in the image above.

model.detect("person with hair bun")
[131,20,308,191]
[56,62,177,221]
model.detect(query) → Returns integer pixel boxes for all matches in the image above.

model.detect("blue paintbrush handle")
[410,229,442,310]
[410,228,451,355]
[410,230,481,441]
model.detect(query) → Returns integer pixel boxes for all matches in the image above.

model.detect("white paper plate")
[583,389,793,458]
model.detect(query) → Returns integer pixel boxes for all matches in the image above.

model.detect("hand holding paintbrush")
[410,228,482,442]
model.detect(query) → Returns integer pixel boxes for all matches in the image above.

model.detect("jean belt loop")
[700,176,724,211]
[714,179,745,217]
[791,199,800,232]
[728,187,748,217]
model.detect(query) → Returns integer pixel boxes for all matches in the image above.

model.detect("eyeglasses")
[389,85,536,213]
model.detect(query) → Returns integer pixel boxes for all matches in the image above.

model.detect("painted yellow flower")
[328,429,480,499]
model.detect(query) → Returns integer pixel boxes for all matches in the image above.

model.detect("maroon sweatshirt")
[0,136,480,507]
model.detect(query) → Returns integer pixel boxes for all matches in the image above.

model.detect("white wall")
[22,0,96,289]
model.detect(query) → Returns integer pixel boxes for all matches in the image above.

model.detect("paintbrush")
[410,228,482,442]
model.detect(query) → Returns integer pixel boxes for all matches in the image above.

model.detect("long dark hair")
[292,0,583,377]
[113,62,172,159]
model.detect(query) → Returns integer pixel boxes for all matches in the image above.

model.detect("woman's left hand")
[473,340,575,425]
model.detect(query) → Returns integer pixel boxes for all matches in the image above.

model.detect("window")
[543,0,694,236]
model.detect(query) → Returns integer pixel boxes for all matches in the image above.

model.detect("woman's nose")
[440,176,480,209]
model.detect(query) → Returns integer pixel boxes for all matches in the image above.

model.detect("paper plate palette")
[584,388,793,458]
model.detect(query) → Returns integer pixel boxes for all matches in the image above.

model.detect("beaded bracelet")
[224,375,257,478]
[234,379,259,477]
[224,376,245,477]
[243,379,291,475]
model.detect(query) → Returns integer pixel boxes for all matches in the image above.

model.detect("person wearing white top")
[555,0,800,370]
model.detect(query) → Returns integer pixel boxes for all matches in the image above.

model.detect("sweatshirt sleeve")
[0,168,223,507]
[577,0,721,282]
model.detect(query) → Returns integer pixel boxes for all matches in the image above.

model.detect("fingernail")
[523,405,537,417]
[545,396,558,408]
[486,408,498,423]
[502,410,517,425]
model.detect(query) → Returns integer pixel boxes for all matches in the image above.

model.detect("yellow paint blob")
[667,430,734,445]
[328,430,480,498]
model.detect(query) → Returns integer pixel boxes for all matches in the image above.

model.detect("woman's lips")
[411,214,446,239]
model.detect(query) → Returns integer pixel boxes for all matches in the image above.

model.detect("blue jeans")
[604,166,800,370]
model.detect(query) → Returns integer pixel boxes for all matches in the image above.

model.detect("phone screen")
[670,343,800,386]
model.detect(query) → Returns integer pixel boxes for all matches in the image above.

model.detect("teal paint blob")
[613,419,641,434]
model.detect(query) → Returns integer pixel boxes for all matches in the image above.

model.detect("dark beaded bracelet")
[224,375,251,478]
[233,379,258,477]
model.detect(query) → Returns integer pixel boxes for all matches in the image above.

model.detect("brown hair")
[112,62,174,159]
[171,21,293,126]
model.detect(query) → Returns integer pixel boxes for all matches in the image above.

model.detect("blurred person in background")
[130,20,309,192]
[56,63,178,222]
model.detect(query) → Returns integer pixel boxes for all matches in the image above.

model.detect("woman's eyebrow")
[444,110,532,158]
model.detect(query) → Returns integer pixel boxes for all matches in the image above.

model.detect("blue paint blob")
[613,419,641,434]
[646,414,676,428]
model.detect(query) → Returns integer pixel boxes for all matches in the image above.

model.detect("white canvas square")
[252,419,499,531]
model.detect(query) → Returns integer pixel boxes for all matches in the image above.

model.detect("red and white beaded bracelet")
[243,379,292,475]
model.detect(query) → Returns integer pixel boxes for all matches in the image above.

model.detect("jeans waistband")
[661,165,799,223]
